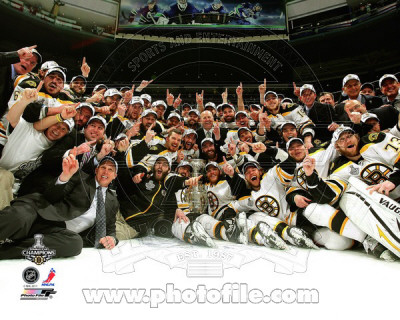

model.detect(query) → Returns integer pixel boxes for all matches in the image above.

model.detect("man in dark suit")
[335,74,384,120]
[0,154,119,259]
[299,84,338,143]
[336,99,399,131]
[195,110,227,146]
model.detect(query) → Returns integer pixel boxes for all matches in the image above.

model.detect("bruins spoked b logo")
[295,167,308,190]
[207,191,219,212]
[255,195,280,217]
[361,163,392,185]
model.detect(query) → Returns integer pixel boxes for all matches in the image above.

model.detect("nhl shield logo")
[22,267,40,284]
[21,234,56,265]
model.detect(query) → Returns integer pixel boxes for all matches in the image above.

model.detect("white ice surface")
[1,236,399,319]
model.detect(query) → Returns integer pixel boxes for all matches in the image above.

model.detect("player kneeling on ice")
[222,158,317,250]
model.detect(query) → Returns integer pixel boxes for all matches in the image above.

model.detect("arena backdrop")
[118,0,287,32]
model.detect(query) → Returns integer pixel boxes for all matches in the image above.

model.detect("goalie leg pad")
[340,177,400,258]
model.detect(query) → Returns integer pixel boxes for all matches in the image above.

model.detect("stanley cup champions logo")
[21,234,56,265]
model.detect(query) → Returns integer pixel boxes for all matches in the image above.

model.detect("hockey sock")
[196,214,228,241]
[171,219,191,243]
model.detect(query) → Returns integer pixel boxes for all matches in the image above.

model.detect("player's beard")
[184,140,194,150]
[205,149,216,160]
[126,107,140,120]
[140,123,149,132]
[338,141,360,158]
[153,168,169,181]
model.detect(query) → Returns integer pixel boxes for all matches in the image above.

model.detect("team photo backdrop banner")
[118,0,286,31]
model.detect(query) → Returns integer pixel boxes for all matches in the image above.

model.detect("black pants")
[127,213,175,238]
[0,200,83,260]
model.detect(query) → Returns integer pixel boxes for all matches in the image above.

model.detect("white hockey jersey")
[205,179,236,220]
[231,171,290,222]
[329,132,400,199]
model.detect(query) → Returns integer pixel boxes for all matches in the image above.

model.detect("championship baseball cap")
[31,48,42,64]
[361,113,379,123]
[176,161,193,171]
[141,109,157,118]
[188,109,200,117]
[167,112,181,121]
[237,126,252,136]
[379,74,398,88]
[70,75,87,84]
[205,102,217,110]
[40,60,59,70]
[104,88,122,98]
[98,156,118,173]
[332,126,355,144]
[221,103,236,112]
[62,118,75,132]
[280,120,296,130]
[361,82,374,91]
[151,100,167,109]
[155,155,172,168]
[115,133,127,141]
[201,138,214,147]
[93,84,107,92]
[300,84,316,96]
[264,91,278,100]
[87,115,107,128]
[130,96,144,106]
[242,161,260,174]
[76,102,95,116]
[119,86,130,92]
[205,161,220,171]
[181,103,192,110]
[286,137,304,150]
[249,104,261,110]
[216,104,224,111]
[342,74,361,87]
[140,94,152,103]
[183,128,198,138]
[235,111,248,119]
[45,67,66,83]
[281,98,294,104]
[277,94,285,100]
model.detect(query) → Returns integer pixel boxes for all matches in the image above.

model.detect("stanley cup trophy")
[187,159,208,214]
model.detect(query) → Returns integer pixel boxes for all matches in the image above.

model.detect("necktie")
[206,131,212,138]
[94,186,106,248]
[81,146,95,167]
[81,150,90,167]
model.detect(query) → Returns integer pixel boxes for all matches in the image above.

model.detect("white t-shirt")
[0,118,53,173]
